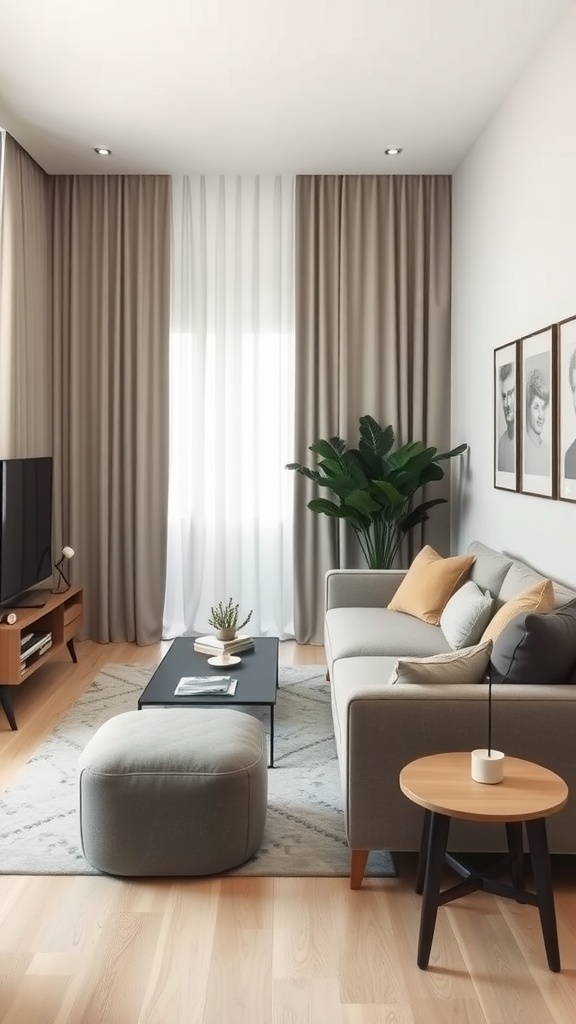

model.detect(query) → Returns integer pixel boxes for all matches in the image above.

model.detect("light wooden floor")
[1,640,575,1024]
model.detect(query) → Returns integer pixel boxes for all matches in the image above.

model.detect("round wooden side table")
[399,752,568,972]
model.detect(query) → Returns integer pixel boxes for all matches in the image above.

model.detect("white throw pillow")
[389,640,493,685]
[440,580,494,650]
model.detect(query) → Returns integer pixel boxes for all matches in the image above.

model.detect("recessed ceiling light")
[94,147,112,156]
[384,148,403,156]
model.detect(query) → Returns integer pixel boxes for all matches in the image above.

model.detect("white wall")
[451,3,576,586]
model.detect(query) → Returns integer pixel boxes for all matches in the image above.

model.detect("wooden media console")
[0,585,83,730]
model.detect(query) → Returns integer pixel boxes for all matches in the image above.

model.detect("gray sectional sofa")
[325,541,576,888]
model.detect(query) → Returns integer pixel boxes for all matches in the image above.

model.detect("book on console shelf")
[193,634,254,655]
[20,631,53,661]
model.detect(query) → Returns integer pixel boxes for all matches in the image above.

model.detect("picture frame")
[493,341,519,491]
[519,325,556,499]
[557,314,576,503]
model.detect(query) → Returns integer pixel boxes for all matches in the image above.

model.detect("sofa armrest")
[325,569,407,611]
[331,664,576,855]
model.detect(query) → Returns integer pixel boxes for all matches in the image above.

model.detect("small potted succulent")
[208,599,253,641]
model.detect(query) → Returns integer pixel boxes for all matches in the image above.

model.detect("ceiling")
[0,0,571,175]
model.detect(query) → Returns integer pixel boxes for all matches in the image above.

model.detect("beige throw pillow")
[389,640,493,685]
[387,545,476,626]
[480,579,555,644]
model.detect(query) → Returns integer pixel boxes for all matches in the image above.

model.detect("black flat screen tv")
[0,457,53,607]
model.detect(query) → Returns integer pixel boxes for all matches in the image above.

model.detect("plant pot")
[216,627,237,642]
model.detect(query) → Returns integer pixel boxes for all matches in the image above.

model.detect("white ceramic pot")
[216,627,236,642]
[471,749,505,784]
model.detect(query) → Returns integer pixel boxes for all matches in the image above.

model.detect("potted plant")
[208,599,253,641]
[287,415,467,569]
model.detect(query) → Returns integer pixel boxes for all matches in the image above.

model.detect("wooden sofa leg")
[350,849,369,890]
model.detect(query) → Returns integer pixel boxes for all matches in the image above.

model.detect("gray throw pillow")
[490,603,576,684]
[440,580,494,649]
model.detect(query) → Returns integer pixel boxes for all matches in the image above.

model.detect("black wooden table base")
[415,809,561,972]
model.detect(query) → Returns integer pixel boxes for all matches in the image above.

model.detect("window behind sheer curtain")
[163,176,295,639]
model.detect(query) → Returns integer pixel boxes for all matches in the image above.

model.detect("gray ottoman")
[78,708,268,876]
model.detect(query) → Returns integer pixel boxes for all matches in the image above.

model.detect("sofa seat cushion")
[326,607,452,662]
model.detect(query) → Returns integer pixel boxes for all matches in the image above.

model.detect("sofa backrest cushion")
[387,545,475,626]
[484,548,576,609]
[467,541,513,598]
[440,581,494,649]
[498,560,550,604]
[480,579,555,644]
[491,603,576,684]
[554,582,576,607]
[389,640,493,685]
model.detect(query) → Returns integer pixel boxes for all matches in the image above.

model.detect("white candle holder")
[471,748,505,784]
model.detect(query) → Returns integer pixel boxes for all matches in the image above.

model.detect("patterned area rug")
[0,663,395,878]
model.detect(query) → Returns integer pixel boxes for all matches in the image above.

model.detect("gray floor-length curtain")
[294,175,452,643]
[51,175,171,644]
[0,133,52,456]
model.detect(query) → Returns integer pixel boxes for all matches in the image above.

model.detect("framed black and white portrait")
[558,315,576,503]
[520,326,556,498]
[493,341,518,491]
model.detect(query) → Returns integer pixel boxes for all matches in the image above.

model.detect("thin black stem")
[487,676,492,757]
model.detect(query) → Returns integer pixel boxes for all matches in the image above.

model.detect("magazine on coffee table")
[174,675,238,696]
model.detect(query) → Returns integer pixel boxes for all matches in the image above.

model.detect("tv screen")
[0,457,53,606]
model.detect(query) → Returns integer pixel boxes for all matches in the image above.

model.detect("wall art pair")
[494,315,576,502]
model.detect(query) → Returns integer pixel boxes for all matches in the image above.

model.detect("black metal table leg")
[66,638,78,663]
[506,821,525,891]
[0,686,18,730]
[417,812,451,970]
[526,818,561,972]
[415,810,431,895]
[269,703,274,767]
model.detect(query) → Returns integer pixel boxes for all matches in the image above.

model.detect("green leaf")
[310,438,346,461]
[328,436,347,455]
[317,457,348,479]
[387,441,425,469]
[285,463,322,482]
[344,509,372,532]
[314,464,363,498]
[418,463,445,484]
[341,450,369,487]
[371,480,406,508]
[344,489,382,515]
[308,498,346,518]
[434,442,468,462]
[388,469,420,495]
[359,416,395,458]
[399,498,447,532]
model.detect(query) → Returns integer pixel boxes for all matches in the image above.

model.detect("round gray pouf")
[78,708,268,876]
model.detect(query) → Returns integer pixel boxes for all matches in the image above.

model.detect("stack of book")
[193,633,254,656]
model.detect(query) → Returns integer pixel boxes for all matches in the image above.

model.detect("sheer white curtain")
[163,176,295,639]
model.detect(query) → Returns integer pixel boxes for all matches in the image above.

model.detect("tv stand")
[0,585,83,730]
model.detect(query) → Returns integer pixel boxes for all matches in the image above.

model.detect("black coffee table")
[138,636,280,766]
